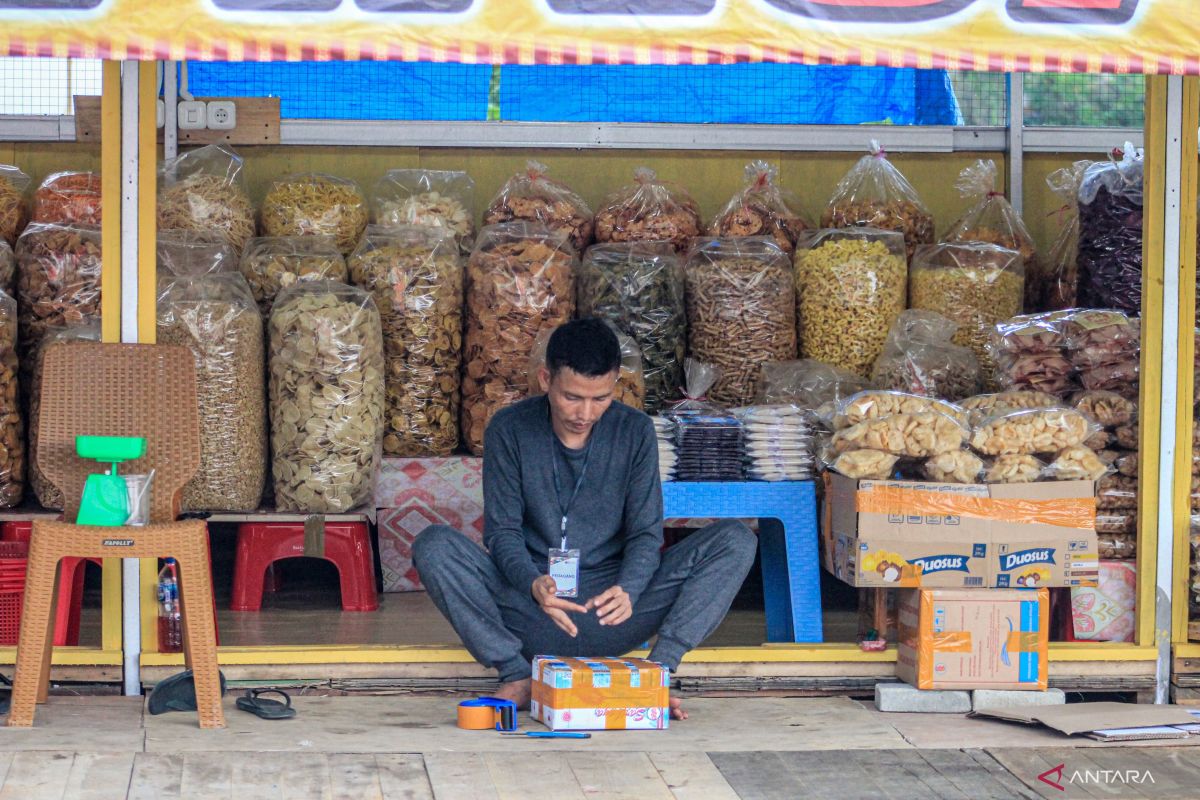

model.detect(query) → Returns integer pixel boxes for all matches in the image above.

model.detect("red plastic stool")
[230,521,378,612]
[2,521,90,646]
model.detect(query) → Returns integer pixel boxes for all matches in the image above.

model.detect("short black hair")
[546,318,621,378]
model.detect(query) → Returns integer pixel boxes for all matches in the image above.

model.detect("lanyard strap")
[549,418,595,550]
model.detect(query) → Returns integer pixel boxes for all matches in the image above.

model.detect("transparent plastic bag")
[796,228,907,377]
[709,160,808,255]
[943,160,1040,311]
[685,237,796,406]
[1097,531,1137,558]
[239,235,348,316]
[908,241,1024,383]
[991,311,1076,395]
[0,164,30,247]
[483,161,593,252]
[0,240,13,297]
[27,322,101,509]
[32,171,101,226]
[463,222,577,455]
[0,291,21,507]
[156,230,239,277]
[1072,389,1136,429]
[961,390,1061,428]
[261,173,369,256]
[820,140,934,261]
[15,222,102,359]
[668,358,724,417]
[594,167,703,254]
[835,390,969,429]
[348,225,463,457]
[372,169,475,251]
[157,271,266,512]
[985,454,1045,484]
[759,359,871,420]
[924,450,985,484]
[829,449,899,480]
[528,323,645,410]
[268,281,384,513]
[1096,472,1137,508]
[1064,309,1139,366]
[577,242,685,414]
[870,310,980,401]
[1046,445,1112,482]
[831,411,969,458]
[1077,145,1144,314]
[157,144,255,252]
[1043,161,1091,311]
[969,407,1098,456]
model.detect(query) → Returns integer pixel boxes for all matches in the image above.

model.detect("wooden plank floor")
[5,748,1200,799]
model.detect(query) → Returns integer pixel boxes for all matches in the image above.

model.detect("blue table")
[662,481,821,643]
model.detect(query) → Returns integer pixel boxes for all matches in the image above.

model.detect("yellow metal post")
[1139,76,1168,650]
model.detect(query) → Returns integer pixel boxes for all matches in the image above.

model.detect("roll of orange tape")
[457,703,499,730]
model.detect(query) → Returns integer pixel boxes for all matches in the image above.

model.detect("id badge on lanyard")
[549,419,592,599]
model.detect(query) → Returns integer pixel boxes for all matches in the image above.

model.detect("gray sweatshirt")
[482,395,663,605]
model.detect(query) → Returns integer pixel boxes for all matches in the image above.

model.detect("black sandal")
[236,688,296,720]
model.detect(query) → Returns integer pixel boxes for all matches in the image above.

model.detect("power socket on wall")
[206,101,237,130]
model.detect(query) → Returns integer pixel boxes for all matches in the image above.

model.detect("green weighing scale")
[75,435,145,526]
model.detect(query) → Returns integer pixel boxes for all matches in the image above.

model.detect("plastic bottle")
[157,558,182,654]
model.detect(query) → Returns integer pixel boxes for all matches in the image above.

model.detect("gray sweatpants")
[413,520,757,683]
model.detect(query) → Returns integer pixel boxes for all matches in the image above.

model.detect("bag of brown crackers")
[484,161,593,253]
[595,167,703,254]
[709,160,808,255]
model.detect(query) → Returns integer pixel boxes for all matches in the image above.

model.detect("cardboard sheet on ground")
[970,702,1197,740]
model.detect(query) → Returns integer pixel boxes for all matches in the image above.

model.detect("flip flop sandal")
[236,689,296,720]
[147,669,227,715]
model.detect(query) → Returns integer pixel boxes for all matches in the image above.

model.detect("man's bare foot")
[493,678,532,710]
[670,694,688,721]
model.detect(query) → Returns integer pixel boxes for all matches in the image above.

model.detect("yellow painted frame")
[1174,78,1200,655]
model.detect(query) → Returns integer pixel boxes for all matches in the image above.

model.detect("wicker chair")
[7,342,224,729]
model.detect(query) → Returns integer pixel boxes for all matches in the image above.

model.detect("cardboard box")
[531,656,669,731]
[822,474,1099,589]
[897,588,1049,691]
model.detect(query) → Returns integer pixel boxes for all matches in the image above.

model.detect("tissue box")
[531,656,670,731]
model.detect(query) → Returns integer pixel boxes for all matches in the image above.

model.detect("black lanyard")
[549,416,595,550]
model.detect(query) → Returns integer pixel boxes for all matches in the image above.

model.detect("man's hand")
[586,585,632,627]
[531,575,587,637]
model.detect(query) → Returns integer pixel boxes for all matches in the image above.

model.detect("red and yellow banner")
[0,0,1197,73]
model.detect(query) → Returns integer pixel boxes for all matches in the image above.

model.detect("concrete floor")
[0,695,1196,798]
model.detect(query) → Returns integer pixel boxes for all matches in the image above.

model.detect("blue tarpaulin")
[184,62,963,125]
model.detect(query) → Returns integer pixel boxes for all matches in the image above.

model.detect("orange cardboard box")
[897,588,1049,691]
[531,656,669,731]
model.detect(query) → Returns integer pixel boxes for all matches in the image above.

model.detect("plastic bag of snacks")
[0,240,13,297]
[157,271,266,512]
[32,171,101,226]
[1043,161,1091,310]
[1064,310,1140,399]
[1046,445,1112,482]
[835,390,969,429]
[15,222,102,359]
[268,281,384,513]
[942,160,1040,311]
[908,242,1024,382]
[759,358,870,421]
[261,173,369,256]
[156,230,239,277]
[239,235,348,316]
[709,160,808,255]
[348,225,463,457]
[961,390,1060,427]
[990,312,1075,396]
[484,161,593,252]
[577,242,685,414]
[796,228,907,377]
[0,164,30,247]
[28,322,100,509]
[831,411,969,458]
[1077,145,1143,314]
[594,167,703,254]
[969,407,1097,456]
[870,310,980,401]
[923,450,985,484]
[528,324,645,410]
[1072,389,1136,429]
[985,454,1046,484]
[685,237,796,406]
[372,169,475,251]
[821,141,934,261]
[157,144,255,252]
[463,222,576,455]
[0,292,21,507]
[829,449,899,480]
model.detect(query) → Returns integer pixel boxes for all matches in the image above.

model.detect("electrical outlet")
[206,101,236,131]
[156,99,165,129]
[178,100,207,130]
